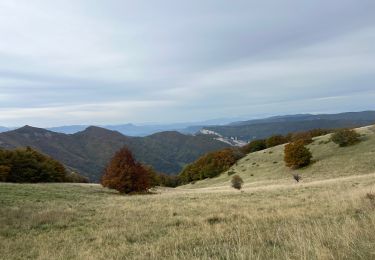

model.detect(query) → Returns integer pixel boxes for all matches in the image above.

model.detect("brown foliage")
[284,140,312,169]
[289,129,332,145]
[101,148,152,194]
[266,135,289,148]
[290,132,313,144]
[178,148,244,184]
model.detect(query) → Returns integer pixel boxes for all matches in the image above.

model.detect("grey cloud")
[0,0,374,126]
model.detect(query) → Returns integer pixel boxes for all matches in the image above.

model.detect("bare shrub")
[293,174,301,183]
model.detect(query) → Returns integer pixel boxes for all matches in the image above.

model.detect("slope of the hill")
[182,125,375,189]
[0,126,229,181]
[204,111,375,141]
[1,171,375,259]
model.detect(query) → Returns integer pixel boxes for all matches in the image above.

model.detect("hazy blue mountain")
[44,117,241,136]
[47,125,89,134]
[0,126,9,133]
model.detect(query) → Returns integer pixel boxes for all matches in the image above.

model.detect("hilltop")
[182,125,375,190]
[0,126,229,181]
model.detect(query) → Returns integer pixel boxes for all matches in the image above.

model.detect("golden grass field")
[1,126,375,259]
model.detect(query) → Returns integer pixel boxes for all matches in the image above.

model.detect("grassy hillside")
[1,125,375,259]
[1,174,375,259]
[183,125,375,189]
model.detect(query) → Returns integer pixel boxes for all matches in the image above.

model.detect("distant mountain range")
[0,126,9,132]
[0,126,229,182]
[203,111,375,141]
[1,111,375,182]
[48,123,201,136]
[0,118,242,136]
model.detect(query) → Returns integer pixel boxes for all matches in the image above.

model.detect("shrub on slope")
[284,141,312,169]
[331,129,361,147]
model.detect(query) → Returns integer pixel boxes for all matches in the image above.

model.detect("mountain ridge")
[0,125,229,182]
[203,111,375,141]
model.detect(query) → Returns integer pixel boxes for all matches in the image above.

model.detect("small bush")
[231,175,244,190]
[227,170,236,176]
[331,129,361,147]
[284,141,312,169]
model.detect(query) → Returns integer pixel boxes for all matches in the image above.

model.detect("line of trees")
[178,148,244,184]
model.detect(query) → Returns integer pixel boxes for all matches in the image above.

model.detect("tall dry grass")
[1,173,375,259]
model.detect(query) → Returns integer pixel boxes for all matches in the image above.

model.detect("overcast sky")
[1,0,375,126]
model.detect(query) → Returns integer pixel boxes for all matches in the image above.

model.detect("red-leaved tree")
[101,148,151,194]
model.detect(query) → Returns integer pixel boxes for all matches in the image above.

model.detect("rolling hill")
[0,126,229,181]
[182,124,375,190]
[1,125,375,259]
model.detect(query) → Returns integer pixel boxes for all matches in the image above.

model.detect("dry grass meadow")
[1,126,375,259]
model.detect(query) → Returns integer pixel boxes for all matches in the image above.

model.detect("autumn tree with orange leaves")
[101,148,152,194]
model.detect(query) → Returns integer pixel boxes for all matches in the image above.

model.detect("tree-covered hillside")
[0,126,229,182]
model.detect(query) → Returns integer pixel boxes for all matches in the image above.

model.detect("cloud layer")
[1,0,375,126]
